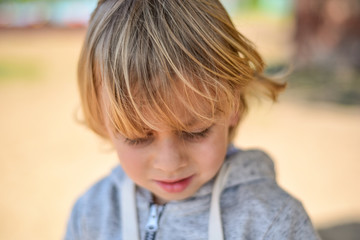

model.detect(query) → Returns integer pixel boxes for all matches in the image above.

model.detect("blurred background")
[0,0,359,239]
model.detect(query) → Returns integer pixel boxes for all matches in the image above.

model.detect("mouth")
[154,175,194,193]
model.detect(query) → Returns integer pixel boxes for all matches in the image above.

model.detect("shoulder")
[75,165,125,213]
[222,148,288,219]
[263,195,320,239]
[222,148,320,239]
[64,166,125,240]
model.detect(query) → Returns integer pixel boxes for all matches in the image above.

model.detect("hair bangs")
[103,68,234,139]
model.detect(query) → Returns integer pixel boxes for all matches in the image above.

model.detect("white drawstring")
[208,161,231,240]
[121,162,230,240]
[121,176,140,240]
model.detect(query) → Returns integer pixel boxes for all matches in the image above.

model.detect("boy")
[65,0,320,239]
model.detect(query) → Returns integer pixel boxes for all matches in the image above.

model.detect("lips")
[154,176,193,193]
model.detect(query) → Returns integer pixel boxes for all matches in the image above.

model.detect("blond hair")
[78,0,285,140]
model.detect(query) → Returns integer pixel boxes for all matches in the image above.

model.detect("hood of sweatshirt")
[108,147,276,203]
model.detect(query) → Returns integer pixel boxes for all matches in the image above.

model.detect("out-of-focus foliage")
[0,59,41,83]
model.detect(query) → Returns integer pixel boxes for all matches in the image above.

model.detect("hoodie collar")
[191,148,276,198]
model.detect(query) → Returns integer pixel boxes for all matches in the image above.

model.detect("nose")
[152,136,186,173]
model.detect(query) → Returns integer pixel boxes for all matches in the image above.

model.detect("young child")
[65,0,320,239]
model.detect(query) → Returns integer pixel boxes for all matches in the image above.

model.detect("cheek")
[112,141,148,179]
[194,127,229,177]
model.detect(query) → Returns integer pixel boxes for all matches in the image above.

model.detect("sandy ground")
[0,29,359,240]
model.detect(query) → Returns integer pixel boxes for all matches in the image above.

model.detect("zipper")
[144,203,165,240]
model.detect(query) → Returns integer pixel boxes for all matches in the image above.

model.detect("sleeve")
[63,199,84,240]
[263,199,321,240]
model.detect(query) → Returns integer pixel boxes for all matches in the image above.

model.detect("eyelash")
[180,127,211,141]
[124,138,151,146]
[124,126,212,146]
[124,133,154,146]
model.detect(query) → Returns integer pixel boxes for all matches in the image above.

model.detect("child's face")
[104,96,237,204]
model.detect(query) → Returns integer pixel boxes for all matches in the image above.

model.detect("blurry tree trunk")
[294,0,360,69]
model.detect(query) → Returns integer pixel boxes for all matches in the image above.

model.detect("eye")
[124,133,154,146]
[180,125,213,141]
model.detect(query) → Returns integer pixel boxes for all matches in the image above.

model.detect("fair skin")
[103,94,238,204]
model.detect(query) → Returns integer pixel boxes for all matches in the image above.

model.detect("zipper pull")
[145,203,164,240]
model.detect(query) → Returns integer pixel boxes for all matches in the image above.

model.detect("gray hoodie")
[64,149,320,240]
